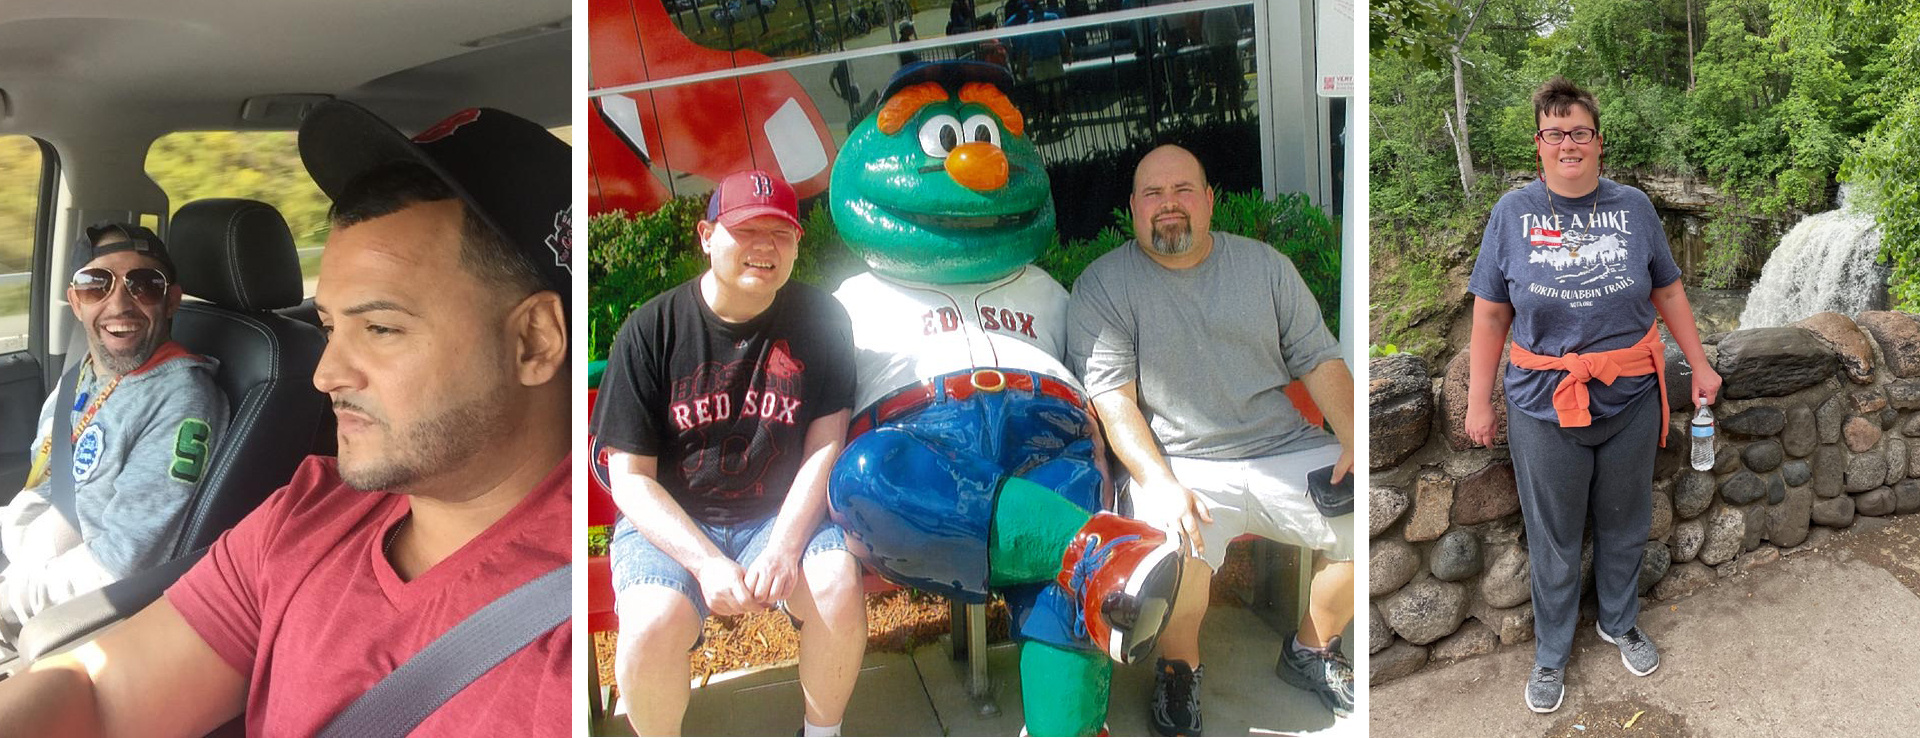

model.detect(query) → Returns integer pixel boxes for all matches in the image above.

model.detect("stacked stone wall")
[1366,310,1920,684]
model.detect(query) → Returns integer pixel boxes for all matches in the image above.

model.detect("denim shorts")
[609,512,849,621]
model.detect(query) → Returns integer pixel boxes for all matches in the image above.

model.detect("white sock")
[803,719,841,737]
[1292,634,1328,655]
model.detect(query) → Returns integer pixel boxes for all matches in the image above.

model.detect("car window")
[145,132,331,297]
[0,135,47,354]
[144,126,568,300]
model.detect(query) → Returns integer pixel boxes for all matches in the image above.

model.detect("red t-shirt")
[166,455,571,737]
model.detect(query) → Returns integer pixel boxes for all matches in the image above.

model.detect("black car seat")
[163,198,329,556]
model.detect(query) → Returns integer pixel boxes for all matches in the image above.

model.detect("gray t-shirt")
[1068,232,1340,460]
[1468,178,1682,423]
[2,346,225,630]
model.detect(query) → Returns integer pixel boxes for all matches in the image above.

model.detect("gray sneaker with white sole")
[1526,666,1565,713]
[1596,623,1660,676]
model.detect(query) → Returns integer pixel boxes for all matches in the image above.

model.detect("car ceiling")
[0,0,570,208]
[0,0,569,134]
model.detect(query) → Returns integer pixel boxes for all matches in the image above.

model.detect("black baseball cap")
[75,223,176,279]
[297,101,572,311]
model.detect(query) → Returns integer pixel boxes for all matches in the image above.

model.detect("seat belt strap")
[316,563,570,738]
[48,360,84,525]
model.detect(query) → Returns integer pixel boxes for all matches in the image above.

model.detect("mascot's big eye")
[961,114,1002,148]
[918,114,964,158]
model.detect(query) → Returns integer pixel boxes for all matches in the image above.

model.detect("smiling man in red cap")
[0,100,571,737]
[592,169,867,737]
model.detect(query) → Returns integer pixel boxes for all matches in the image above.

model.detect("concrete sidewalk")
[595,605,1360,736]
[1369,513,1920,737]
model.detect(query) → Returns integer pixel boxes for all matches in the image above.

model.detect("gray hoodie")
[1,342,226,630]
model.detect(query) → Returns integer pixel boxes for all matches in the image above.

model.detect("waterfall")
[1736,187,1887,329]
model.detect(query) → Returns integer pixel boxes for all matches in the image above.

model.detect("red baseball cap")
[706,170,804,233]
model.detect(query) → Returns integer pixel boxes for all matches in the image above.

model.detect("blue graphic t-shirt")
[1468,178,1682,423]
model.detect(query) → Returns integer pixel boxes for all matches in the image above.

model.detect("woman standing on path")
[1463,76,1723,714]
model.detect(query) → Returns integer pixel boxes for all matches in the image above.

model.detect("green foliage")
[586,196,708,361]
[1034,214,1130,290]
[1696,206,1769,289]
[0,135,44,273]
[1370,0,1462,69]
[1370,228,1465,362]
[1843,0,1920,309]
[792,199,873,291]
[587,525,610,557]
[146,132,334,254]
[1857,98,1920,308]
[1369,343,1403,358]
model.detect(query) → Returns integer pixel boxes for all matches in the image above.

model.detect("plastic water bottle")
[1690,403,1715,471]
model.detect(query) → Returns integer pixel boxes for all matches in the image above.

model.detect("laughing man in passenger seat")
[0,101,571,737]
[0,225,226,658]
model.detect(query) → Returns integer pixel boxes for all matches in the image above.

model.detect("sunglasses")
[69,267,171,307]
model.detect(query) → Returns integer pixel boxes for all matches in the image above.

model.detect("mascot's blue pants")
[830,368,1112,735]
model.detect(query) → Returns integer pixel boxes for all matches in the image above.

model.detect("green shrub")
[1035,215,1129,290]
[1696,205,1769,290]
[587,196,708,361]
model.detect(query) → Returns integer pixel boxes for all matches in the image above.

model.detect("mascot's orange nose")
[945,142,1009,191]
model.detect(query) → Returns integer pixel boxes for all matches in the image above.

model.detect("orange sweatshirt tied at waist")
[1509,325,1670,447]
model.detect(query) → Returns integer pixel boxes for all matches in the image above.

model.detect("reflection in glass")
[600,5,1266,242]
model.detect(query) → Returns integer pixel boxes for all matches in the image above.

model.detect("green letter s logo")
[170,418,212,483]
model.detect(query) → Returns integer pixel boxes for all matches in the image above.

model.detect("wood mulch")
[592,541,1258,695]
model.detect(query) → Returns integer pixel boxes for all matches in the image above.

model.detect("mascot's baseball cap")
[706,169,804,233]
[75,223,177,279]
[297,100,572,311]
[881,60,1014,100]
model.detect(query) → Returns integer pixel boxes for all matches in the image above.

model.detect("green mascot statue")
[827,61,1187,736]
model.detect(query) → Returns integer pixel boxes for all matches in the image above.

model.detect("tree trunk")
[1687,0,1696,90]
[1447,0,1491,196]
[1451,46,1476,194]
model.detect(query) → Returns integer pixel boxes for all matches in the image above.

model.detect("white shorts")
[1131,443,1355,572]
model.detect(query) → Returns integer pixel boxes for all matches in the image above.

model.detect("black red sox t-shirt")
[593,279,856,526]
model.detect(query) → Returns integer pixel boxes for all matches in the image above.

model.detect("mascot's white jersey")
[834,266,1083,412]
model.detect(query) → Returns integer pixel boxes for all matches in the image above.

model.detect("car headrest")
[170,199,304,312]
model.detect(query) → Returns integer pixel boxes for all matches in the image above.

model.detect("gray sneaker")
[1526,666,1565,713]
[1597,623,1660,676]
[1275,634,1353,717]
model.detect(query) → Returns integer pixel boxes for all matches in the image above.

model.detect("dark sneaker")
[1274,634,1353,717]
[1149,658,1203,736]
[1526,666,1565,713]
[1596,623,1660,676]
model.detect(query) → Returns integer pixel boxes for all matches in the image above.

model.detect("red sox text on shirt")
[666,341,806,431]
[921,304,1039,339]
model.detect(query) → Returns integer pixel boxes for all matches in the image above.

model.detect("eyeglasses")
[69,267,170,307]
[1536,127,1598,145]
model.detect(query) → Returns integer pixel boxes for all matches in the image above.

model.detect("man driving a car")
[0,101,572,737]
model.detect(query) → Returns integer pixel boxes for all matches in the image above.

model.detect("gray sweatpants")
[1506,387,1659,669]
